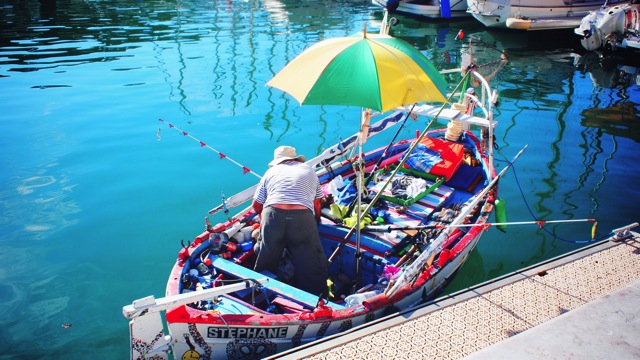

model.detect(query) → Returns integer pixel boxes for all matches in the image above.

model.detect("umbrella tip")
[363,23,367,38]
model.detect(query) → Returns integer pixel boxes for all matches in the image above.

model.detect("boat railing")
[123,277,269,320]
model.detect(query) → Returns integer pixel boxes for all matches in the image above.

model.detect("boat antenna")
[157,118,262,178]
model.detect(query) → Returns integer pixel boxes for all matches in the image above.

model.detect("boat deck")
[270,228,640,359]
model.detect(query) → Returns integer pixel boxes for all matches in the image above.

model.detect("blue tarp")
[400,144,442,174]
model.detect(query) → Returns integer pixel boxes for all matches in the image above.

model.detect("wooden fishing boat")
[122,69,525,359]
[371,0,470,19]
[122,16,515,358]
[467,0,629,30]
[575,1,640,52]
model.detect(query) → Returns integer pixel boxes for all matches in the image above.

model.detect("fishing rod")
[158,118,262,179]
[364,218,598,234]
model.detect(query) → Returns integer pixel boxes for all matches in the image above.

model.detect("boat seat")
[211,256,345,310]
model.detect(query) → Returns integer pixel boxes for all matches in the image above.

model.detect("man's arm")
[252,199,264,215]
[314,198,321,223]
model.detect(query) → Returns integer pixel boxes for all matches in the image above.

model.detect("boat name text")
[207,326,288,339]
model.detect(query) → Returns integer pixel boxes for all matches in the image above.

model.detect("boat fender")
[238,224,259,243]
[221,221,245,242]
[495,198,507,232]
[194,231,210,245]
[436,249,452,268]
[231,231,245,243]
[313,299,333,319]
[386,0,399,12]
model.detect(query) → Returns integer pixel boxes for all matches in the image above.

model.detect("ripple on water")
[16,176,56,195]
[0,282,25,324]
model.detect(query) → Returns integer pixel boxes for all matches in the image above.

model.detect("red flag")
[456,29,464,40]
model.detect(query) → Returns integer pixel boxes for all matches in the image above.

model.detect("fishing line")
[496,157,608,244]
[158,118,262,179]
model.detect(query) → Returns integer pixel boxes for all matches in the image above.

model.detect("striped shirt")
[254,161,322,211]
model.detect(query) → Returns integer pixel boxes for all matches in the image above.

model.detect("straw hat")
[268,145,306,167]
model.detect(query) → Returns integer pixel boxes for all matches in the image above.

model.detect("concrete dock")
[272,226,640,359]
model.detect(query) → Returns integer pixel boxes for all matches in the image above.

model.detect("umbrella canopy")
[267,32,448,113]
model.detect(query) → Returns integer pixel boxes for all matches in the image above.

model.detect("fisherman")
[252,145,328,296]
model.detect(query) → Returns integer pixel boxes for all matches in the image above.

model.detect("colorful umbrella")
[267,31,448,112]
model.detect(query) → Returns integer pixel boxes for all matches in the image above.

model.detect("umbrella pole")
[363,104,416,188]
[343,106,415,220]
[354,140,363,292]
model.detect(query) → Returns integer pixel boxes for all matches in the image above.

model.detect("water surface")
[1,0,639,358]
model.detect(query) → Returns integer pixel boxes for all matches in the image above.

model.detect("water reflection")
[574,52,640,142]
[576,52,640,89]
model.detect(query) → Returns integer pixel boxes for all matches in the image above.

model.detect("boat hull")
[467,0,628,29]
[156,229,485,360]
[372,0,470,19]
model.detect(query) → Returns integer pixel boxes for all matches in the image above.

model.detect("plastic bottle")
[344,290,381,307]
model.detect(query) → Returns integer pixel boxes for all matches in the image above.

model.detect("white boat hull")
[467,0,628,29]
[372,0,470,19]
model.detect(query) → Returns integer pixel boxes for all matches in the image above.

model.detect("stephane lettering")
[207,326,288,339]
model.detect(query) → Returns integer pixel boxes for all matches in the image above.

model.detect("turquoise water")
[1,0,639,358]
